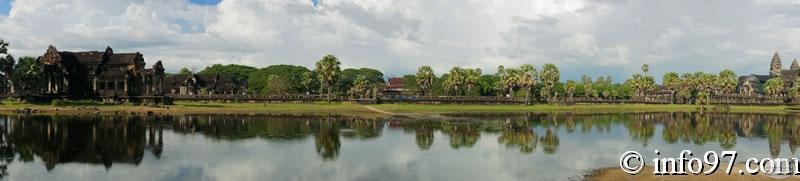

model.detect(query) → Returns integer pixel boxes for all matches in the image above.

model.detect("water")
[0,113,797,180]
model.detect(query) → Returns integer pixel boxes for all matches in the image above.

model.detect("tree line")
[3,38,796,104]
[180,54,762,105]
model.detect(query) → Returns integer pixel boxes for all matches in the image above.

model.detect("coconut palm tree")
[415,66,436,95]
[314,55,342,102]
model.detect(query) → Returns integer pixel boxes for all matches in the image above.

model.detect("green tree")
[302,71,319,94]
[349,75,370,98]
[628,64,655,97]
[539,64,559,101]
[13,56,43,96]
[263,75,292,95]
[315,55,342,101]
[477,75,499,96]
[717,69,737,94]
[178,67,192,75]
[198,64,257,83]
[443,67,465,95]
[402,75,418,93]
[442,67,480,95]
[581,75,593,98]
[790,79,800,100]
[0,39,14,94]
[336,68,384,93]
[692,72,717,105]
[496,65,519,96]
[663,72,680,103]
[249,64,311,94]
[416,66,435,95]
[565,80,576,99]
[465,68,482,94]
[764,77,784,96]
[518,64,538,104]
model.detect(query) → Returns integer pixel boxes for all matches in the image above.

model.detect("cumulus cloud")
[0,0,799,81]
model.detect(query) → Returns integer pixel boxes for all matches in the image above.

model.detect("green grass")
[372,103,800,114]
[1,100,799,115]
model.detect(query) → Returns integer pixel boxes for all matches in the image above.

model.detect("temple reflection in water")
[0,112,798,177]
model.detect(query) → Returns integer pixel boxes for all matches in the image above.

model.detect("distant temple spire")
[792,58,800,70]
[770,52,782,77]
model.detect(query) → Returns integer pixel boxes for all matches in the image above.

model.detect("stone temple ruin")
[738,52,800,95]
[37,45,167,103]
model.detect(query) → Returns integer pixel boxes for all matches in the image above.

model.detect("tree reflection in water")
[497,119,538,154]
[315,118,340,161]
[0,112,798,176]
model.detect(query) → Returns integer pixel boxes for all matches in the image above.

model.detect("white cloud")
[1,0,800,82]
[560,33,598,56]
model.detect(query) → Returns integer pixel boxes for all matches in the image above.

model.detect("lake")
[0,113,796,180]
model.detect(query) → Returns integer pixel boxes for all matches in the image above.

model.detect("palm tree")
[693,72,717,105]
[349,75,369,98]
[496,66,520,97]
[465,68,482,94]
[443,67,465,95]
[663,72,680,103]
[415,66,436,95]
[302,71,317,94]
[581,75,593,98]
[764,77,784,96]
[717,69,737,94]
[539,64,560,101]
[315,55,342,102]
[565,80,576,100]
[629,64,655,97]
[518,64,537,105]
[790,79,800,101]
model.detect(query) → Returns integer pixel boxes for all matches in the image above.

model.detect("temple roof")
[108,53,141,65]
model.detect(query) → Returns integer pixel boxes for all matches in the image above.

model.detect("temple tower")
[770,52,782,77]
[792,59,800,70]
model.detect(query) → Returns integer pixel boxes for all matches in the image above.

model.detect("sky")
[1,0,800,82]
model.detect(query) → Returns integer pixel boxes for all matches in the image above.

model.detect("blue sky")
[189,0,220,6]
[0,0,11,16]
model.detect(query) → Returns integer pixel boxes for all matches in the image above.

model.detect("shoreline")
[585,164,800,181]
[0,102,799,116]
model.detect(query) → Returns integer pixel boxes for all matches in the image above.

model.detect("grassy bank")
[372,103,800,114]
[0,101,379,117]
[0,101,797,116]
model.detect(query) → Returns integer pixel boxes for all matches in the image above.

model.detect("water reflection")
[0,113,799,180]
[0,115,164,171]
